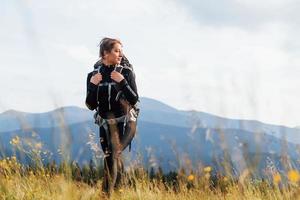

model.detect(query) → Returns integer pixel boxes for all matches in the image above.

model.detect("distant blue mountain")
[0,106,93,132]
[0,119,297,173]
[2,97,299,143]
[0,97,299,173]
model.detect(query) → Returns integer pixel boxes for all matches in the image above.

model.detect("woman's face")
[104,43,123,65]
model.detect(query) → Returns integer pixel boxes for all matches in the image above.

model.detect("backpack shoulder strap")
[92,64,103,113]
[122,65,133,72]
[114,65,124,74]
[115,64,133,73]
[96,64,102,73]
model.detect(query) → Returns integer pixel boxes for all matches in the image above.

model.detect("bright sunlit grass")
[1,109,300,199]
[1,155,300,200]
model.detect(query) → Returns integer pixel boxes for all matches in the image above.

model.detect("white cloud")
[0,0,299,126]
[55,44,95,64]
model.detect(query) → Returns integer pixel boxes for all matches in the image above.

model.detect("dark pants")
[99,120,136,194]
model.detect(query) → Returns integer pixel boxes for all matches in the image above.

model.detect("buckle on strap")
[94,107,139,126]
[94,112,127,126]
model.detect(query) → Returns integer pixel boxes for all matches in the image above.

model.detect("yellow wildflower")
[204,166,212,173]
[288,170,300,183]
[188,174,195,181]
[118,189,124,193]
[10,136,20,145]
[273,173,281,184]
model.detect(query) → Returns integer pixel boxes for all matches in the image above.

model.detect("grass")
[1,156,300,199]
[1,108,300,199]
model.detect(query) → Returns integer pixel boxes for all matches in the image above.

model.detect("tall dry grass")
[1,156,300,200]
[1,107,300,199]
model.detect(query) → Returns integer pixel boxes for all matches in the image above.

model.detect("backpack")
[92,55,140,118]
[92,56,140,151]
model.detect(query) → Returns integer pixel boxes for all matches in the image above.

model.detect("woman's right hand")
[90,73,102,85]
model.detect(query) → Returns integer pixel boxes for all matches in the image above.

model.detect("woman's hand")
[111,71,124,83]
[90,73,102,85]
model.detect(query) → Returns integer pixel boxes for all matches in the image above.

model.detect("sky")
[0,0,299,127]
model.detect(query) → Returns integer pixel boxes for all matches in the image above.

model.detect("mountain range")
[1,97,299,174]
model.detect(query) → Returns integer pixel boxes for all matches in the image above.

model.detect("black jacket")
[85,62,139,119]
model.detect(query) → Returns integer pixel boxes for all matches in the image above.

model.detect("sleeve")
[118,70,139,106]
[85,72,99,110]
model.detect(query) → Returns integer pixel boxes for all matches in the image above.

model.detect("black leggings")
[99,121,136,193]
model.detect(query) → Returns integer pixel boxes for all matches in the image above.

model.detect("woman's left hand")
[111,71,125,83]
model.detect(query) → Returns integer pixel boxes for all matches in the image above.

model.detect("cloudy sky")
[1,0,299,127]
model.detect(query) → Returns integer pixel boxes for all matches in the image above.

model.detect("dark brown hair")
[98,37,122,58]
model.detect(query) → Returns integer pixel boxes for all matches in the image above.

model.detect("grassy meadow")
[1,112,300,200]
[1,150,300,199]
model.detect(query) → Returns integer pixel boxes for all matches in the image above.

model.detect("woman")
[85,37,139,194]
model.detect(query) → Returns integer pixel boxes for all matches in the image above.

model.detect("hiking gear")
[86,62,139,116]
[85,55,139,195]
